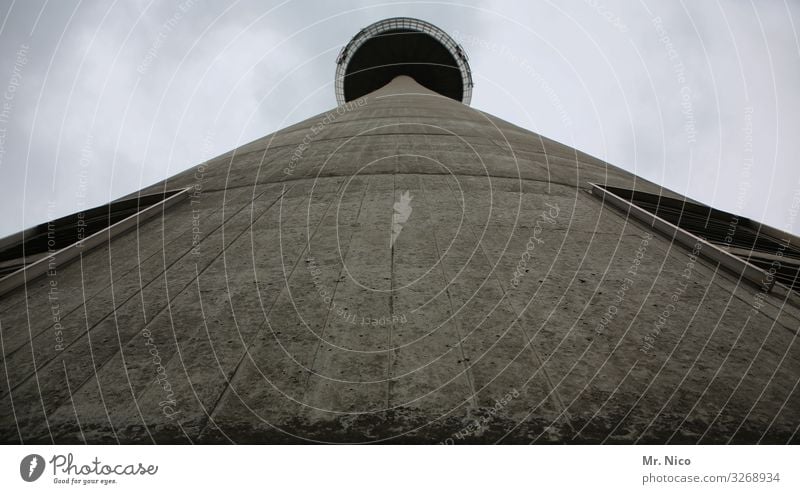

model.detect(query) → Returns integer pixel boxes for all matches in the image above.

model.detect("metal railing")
[334,17,473,106]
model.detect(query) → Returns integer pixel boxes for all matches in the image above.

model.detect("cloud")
[0,0,798,238]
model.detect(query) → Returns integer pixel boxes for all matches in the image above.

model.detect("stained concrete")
[1,76,799,444]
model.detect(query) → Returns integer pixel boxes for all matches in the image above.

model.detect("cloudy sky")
[0,0,799,238]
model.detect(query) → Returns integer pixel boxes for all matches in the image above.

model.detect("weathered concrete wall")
[1,76,798,444]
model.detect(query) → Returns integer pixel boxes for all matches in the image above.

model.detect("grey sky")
[0,0,799,238]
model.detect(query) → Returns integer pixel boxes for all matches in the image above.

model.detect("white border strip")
[0,188,191,298]
[2,445,799,493]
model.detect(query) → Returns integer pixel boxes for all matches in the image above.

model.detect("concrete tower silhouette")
[1,17,799,444]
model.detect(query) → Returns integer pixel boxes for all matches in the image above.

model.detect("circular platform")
[334,17,473,106]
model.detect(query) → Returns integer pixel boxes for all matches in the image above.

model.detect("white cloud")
[0,0,798,238]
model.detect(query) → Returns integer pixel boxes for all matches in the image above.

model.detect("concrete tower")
[1,17,799,444]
